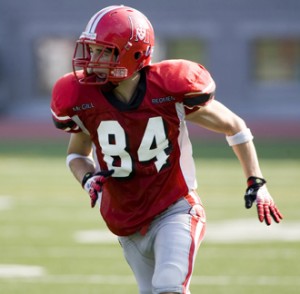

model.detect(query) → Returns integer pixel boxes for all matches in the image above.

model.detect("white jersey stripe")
[51,108,70,121]
[184,78,216,96]
[72,115,90,135]
[175,102,198,190]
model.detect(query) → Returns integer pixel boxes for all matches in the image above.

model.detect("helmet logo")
[136,26,146,41]
[128,16,150,44]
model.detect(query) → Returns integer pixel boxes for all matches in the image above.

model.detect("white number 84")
[97,117,170,177]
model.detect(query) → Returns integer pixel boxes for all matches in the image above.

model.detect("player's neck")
[113,72,140,104]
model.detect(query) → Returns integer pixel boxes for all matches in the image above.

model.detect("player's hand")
[244,176,283,225]
[82,170,114,208]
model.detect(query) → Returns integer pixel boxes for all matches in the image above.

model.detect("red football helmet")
[73,5,155,85]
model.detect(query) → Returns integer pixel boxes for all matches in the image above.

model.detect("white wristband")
[66,153,95,169]
[226,128,254,146]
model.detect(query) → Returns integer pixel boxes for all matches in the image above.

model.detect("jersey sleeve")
[50,73,82,133]
[180,61,216,110]
[152,60,216,113]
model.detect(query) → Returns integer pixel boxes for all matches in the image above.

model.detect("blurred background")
[0,0,299,141]
[0,1,299,293]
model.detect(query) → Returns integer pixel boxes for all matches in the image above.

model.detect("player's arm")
[67,132,95,183]
[67,132,114,208]
[186,100,260,178]
[185,100,283,225]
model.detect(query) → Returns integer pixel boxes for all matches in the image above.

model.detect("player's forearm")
[186,100,248,135]
[231,140,263,179]
[69,157,96,185]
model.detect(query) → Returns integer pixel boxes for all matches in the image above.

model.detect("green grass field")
[0,139,299,294]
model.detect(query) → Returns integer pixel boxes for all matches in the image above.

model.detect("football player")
[51,5,283,294]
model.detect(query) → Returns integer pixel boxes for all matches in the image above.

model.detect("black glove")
[244,176,283,225]
[244,176,266,208]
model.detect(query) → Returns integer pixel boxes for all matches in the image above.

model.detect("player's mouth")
[95,72,107,79]
[95,72,108,83]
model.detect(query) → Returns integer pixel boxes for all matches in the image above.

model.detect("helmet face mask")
[73,40,123,84]
[73,5,155,85]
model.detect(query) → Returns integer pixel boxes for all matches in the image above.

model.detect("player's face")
[87,44,115,79]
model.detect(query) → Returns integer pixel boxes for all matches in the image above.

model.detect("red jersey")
[51,59,215,236]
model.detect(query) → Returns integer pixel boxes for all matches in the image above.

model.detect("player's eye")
[89,48,99,55]
[103,49,113,56]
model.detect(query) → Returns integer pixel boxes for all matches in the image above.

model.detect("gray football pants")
[118,193,206,294]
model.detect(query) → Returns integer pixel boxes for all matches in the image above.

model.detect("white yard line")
[0,265,45,278]
[0,196,13,210]
[74,230,118,244]
[74,219,300,244]
[205,218,300,243]
[1,272,299,286]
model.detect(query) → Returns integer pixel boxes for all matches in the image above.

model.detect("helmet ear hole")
[134,52,142,60]
[114,48,119,58]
